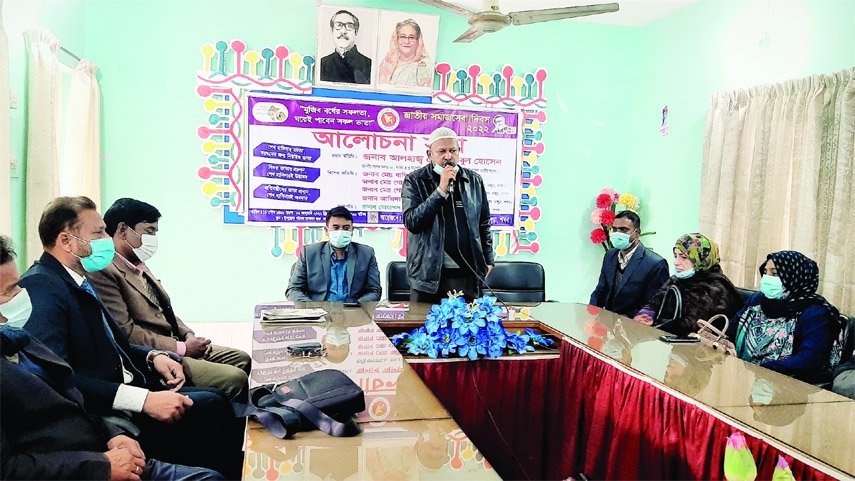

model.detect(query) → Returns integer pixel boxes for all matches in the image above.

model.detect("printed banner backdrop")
[245,94,521,228]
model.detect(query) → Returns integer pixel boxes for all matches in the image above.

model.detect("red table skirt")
[410,340,836,480]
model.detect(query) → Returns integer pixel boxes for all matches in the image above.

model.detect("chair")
[736,287,757,305]
[483,261,546,303]
[838,314,855,366]
[386,261,410,302]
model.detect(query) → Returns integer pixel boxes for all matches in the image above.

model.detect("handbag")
[689,314,736,356]
[654,285,683,334]
[234,370,365,438]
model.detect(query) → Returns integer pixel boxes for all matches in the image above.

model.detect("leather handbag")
[654,285,683,334]
[234,370,365,438]
[689,314,736,356]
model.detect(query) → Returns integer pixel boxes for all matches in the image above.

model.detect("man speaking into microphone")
[402,126,495,304]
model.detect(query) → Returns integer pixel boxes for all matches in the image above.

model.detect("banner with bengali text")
[245,94,521,228]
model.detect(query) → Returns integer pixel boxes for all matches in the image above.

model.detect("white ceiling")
[424,0,701,27]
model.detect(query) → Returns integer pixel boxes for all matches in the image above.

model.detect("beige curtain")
[24,28,61,264]
[0,3,11,235]
[701,67,855,314]
[61,59,100,205]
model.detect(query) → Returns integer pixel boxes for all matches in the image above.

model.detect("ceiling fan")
[419,0,620,43]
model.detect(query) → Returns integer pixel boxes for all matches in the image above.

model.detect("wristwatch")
[145,350,172,370]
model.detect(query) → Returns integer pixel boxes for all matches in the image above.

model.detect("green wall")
[5,0,854,323]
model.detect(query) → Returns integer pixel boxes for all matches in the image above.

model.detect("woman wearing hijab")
[726,250,843,382]
[378,19,433,88]
[633,233,743,337]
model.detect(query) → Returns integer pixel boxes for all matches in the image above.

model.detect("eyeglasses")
[333,21,355,31]
[398,35,418,42]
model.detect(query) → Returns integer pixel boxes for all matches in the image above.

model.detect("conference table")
[243,301,855,480]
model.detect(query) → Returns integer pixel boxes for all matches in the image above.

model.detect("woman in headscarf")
[726,250,843,382]
[633,233,743,337]
[378,19,433,88]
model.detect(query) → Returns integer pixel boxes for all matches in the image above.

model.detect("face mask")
[675,268,695,279]
[432,163,459,175]
[610,232,633,250]
[750,379,775,405]
[70,235,116,273]
[126,228,158,262]
[759,275,785,299]
[328,230,352,249]
[325,326,351,347]
[0,288,32,328]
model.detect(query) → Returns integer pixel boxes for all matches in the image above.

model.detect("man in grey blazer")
[286,206,382,303]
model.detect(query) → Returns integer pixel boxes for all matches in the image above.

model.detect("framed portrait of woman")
[316,4,379,90]
[374,11,440,95]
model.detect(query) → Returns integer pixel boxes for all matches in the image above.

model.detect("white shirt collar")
[63,264,86,286]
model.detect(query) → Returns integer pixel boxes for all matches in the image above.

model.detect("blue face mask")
[433,163,459,175]
[328,230,352,249]
[759,275,785,299]
[610,232,633,250]
[675,268,695,279]
[70,234,116,273]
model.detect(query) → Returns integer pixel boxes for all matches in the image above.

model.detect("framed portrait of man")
[375,10,440,95]
[316,5,379,90]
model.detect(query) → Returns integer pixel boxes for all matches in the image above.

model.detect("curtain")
[701,68,855,314]
[24,28,61,264]
[0,2,11,235]
[61,59,101,206]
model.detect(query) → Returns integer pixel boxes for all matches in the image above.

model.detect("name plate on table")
[260,308,328,324]
[373,302,409,321]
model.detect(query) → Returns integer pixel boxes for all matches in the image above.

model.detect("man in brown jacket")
[87,198,250,399]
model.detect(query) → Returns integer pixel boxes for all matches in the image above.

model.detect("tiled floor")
[184,322,253,355]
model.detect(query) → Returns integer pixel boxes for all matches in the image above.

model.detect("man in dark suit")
[87,198,250,399]
[590,210,669,317]
[286,206,382,302]
[18,196,243,479]
[319,10,372,84]
[0,235,221,480]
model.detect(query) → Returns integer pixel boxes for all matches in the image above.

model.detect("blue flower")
[525,327,555,347]
[456,331,488,360]
[434,326,459,357]
[406,330,439,358]
[506,331,534,354]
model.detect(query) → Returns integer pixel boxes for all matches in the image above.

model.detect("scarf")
[674,233,720,272]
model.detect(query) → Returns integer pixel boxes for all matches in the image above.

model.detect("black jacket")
[20,253,154,415]
[0,327,124,480]
[590,243,670,317]
[402,164,494,293]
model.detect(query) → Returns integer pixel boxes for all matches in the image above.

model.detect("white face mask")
[750,379,775,405]
[325,326,351,347]
[328,230,352,249]
[126,228,158,262]
[0,288,33,328]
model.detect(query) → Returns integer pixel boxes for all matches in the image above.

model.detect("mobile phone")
[659,335,700,344]
[343,302,361,308]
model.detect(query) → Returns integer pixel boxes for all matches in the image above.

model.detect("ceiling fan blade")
[509,3,620,26]
[453,27,486,43]
[418,0,476,17]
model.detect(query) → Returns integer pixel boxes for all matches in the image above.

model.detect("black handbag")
[234,370,365,438]
[654,285,684,335]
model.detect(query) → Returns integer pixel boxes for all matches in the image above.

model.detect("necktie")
[81,280,134,383]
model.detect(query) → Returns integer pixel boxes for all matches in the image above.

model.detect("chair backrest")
[736,287,757,305]
[839,314,855,365]
[484,261,545,303]
[386,261,410,302]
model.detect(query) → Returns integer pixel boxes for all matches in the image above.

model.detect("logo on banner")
[491,115,517,135]
[252,101,289,124]
[377,108,400,132]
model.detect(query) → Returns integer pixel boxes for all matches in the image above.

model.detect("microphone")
[444,161,455,194]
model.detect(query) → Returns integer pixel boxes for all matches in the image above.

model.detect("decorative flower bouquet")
[390,293,555,360]
[589,187,653,252]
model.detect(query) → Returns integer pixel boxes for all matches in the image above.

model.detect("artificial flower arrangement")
[390,292,555,360]
[589,187,654,252]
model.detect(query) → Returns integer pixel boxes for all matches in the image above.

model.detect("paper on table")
[260,308,328,323]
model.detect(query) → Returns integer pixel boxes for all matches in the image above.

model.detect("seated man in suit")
[1,235,222,480]
[87,198,250,399]
[286,206,381,302]
[590,210,669,317]
[18,197,243,479]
